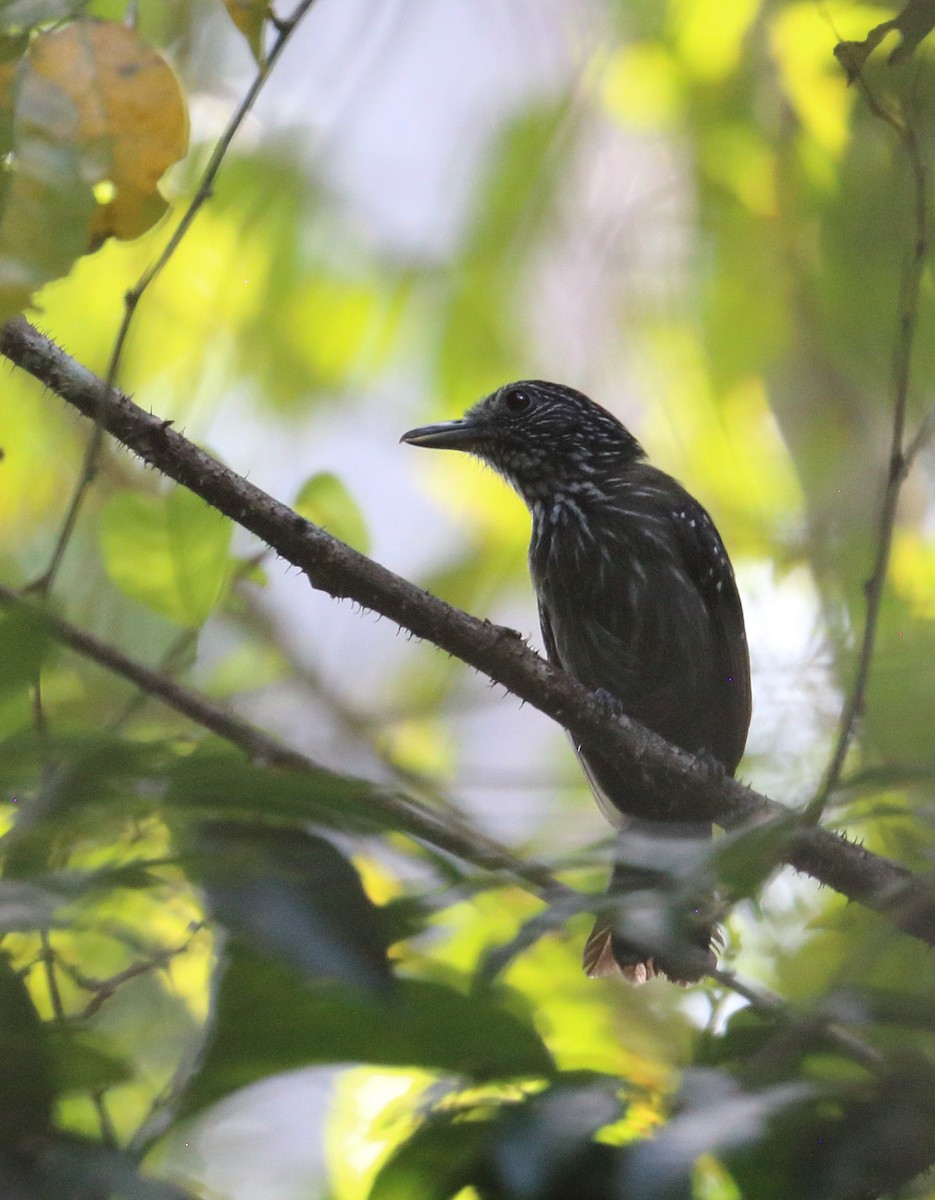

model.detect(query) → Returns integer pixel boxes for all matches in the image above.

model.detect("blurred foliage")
[0,0,934,1199]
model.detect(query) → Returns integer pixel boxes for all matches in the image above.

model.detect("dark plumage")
[401,380,752,983]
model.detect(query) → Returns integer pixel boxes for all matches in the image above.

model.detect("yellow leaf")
[221,0,269,64]
[28,17,189,246]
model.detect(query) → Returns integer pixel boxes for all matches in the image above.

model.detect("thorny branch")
[811,76,931,817]
[2,315,935,950]
[0,571,910,1074]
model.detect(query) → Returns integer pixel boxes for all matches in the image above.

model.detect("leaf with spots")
[28,18,190,246]
[0,17,189,318]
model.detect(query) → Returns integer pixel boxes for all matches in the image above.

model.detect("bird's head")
[400,380,644,508]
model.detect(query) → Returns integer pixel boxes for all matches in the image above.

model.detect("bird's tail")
[583,821,717,986]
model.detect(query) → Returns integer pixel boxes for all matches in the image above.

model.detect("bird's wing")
[665,492,752,773]
[538,598,631,827]
[536,479,751,801]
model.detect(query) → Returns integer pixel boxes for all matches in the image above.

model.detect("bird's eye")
[503,388,531,414]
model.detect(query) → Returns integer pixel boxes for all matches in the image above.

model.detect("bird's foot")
[593,687,626,719]
[694,746,727,783]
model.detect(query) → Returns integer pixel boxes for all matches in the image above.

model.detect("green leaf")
[369,1119,491,1200]
[193,821,393,994]
[182,946,553,1115]
[0,869,162,933]
[490,1080,624,1198]
[0,952,53,1152]
[0,731,175,876]
[803,1066,935,1200]
[696,1006,779,1071]
[478,892,589,985]
[0,729,171,798]
[294,471,370,554]
[0,603,51,699]
[165,745,407,837]
[824,987,935,1033]
[370,1078,626,1200]
[46,1029,130,1092]
[622,1070,812,1200]
[709,812,798,901]
[99,487,233,627]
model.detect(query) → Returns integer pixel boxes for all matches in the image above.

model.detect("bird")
[400,380,751,984]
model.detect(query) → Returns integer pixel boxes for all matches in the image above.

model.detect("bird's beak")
[399,418,485,452]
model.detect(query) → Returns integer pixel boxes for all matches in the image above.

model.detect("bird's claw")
[593,687,626,719]
[695,747,727,781]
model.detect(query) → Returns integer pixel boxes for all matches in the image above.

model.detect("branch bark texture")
[3,315,933,945]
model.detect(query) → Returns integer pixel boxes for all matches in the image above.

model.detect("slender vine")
[810,60,932,818]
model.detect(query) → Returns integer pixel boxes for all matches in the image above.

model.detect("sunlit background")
[4,0,935,1196]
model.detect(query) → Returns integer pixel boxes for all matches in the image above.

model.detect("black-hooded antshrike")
[401,380,751,983]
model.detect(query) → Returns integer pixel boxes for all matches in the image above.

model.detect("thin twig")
[68,928,205,1021]
[0,324,932,947]
[809,81,928,818]
[710,967,882,1073]
[39,930,65,1023]
[904,401,935,468]
[92,1089,119,1147]
[33,0,322,597]
[107,627,197,732]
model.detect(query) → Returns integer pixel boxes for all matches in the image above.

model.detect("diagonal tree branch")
[2,314,934,946]
[0,580,888,1071]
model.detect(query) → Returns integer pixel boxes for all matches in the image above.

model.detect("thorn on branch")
[3,316,934,947]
